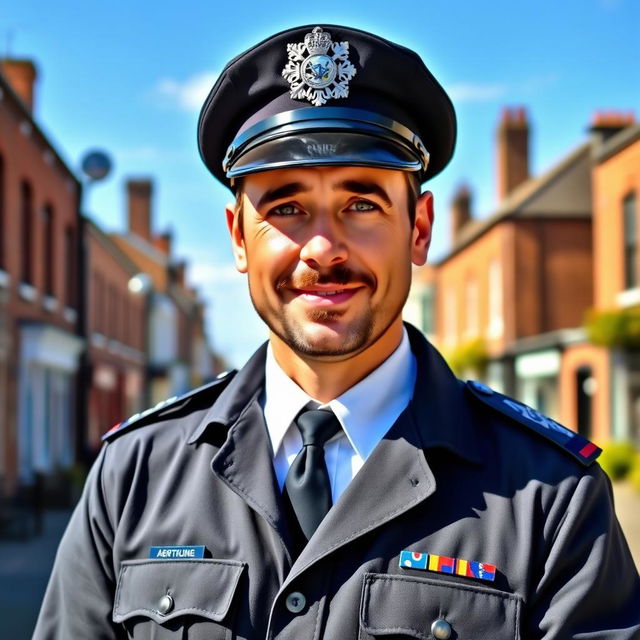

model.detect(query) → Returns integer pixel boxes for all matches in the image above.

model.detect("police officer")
[34,24,639,639]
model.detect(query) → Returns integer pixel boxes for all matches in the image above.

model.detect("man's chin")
[279,319,372,359]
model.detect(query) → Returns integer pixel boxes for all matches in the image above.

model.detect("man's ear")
[411,190,434,266]
[225,203,248,273]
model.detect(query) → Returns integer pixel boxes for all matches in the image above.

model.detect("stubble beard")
[249,264,408,358]
[277,306,376,357]
[250,289,408,360]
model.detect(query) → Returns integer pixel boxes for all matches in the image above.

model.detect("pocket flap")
[113,558,245,624]
[360,573,521,640]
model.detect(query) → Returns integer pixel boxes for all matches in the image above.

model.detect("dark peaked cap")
[198,24,456,188]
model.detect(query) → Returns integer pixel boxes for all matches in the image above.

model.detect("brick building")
[558,115,640,444]
[111,179,215,407]
[83,219,147,453]
[0,59,83,494]
[409,107,597,435]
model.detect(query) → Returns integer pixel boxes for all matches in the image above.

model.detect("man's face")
[226,166,433,361]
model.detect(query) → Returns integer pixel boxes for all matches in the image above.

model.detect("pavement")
[0,509,72,639]
[613,481,640,568]
[1,484,639,639]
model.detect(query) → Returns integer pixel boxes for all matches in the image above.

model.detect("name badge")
[149,545,205,559]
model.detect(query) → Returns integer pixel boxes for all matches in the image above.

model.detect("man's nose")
[299,223,348,268]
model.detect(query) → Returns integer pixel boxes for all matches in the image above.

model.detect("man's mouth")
[292,286,362,306]
[305,289,346,297]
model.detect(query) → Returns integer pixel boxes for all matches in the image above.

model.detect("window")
[623,192,638,290]
[43,204,55,296]
[20,180,34,284]
[488,259,504,337]
[108,283,118,339]
[421,286,435,336]
[93,272,103,333]
[464,277,479,338]
[444,288,458,347]
[64,225,75,307]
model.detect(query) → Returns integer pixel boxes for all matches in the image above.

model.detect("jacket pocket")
[113,558,245,639]
[359,573,521,640]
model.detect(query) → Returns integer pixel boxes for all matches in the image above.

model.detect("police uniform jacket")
[34,324,640,639]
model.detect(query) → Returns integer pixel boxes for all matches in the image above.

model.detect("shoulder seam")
[466,380,601,467]
[102,371,236,443]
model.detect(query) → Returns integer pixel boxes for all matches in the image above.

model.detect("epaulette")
[102,370,236,442]
[466,380,601,466]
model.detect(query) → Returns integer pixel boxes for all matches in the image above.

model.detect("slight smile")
[291,286,364,306]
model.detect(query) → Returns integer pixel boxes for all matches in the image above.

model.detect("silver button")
[158,594,174,615]
[431,618,452,639]
[285,591,306,614]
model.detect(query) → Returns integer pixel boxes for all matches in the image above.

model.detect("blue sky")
[3,0,639,367]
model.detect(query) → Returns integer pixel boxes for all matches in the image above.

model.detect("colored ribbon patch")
[399,550,496,582]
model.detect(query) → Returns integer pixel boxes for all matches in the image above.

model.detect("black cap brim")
[227,130,422,179]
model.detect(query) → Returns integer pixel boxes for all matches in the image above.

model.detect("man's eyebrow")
[257,182,310,208]
[335,180,392,207]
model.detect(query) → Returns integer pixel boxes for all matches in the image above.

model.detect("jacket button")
[431,619,452,639]
[285,591,306,614]
[158,594,174,615]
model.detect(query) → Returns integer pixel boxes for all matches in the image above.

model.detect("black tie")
[284,408,341,542]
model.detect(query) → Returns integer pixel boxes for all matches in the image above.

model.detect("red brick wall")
[514,219,593,338]
[0,83,80,489]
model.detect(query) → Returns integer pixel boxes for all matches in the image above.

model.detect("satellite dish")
[81,150,112,181]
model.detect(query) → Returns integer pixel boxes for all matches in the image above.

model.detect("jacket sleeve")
[32,445,124,639]
[529,465,640,639]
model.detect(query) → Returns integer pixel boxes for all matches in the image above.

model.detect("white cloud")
[448,74,559,104]
[448,82,507,103]
[520,73,559,95]
[155,71,219,111]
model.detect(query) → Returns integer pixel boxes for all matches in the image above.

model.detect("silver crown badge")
[304,27,332,55]
[282,27,357,107]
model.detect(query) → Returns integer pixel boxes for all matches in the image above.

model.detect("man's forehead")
[240,166,407,193]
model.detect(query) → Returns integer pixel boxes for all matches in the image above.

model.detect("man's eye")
[348,200,376,212]
[270,203,301,216]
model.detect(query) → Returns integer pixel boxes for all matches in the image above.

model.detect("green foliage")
[585,307,640,347]
[445,338,489,378]
[629,454,640,494]
[599,441,637,481]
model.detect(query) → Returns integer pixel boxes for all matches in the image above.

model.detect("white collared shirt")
[263,328,417,503]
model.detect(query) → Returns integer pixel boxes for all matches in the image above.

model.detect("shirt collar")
[263,328,416,461]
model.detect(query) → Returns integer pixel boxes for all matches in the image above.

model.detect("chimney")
[172,261,186,287]
[589,110,635,146]
[0,58,38,112]
[126,179,153,242]
[154,230,172,256]
[450,184,472,243]
[497,106,530,201]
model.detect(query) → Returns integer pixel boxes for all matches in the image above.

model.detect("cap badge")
[282,27,357,107]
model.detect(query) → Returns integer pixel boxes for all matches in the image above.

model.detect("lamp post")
[128,273,153,408]
[76,150,112,466]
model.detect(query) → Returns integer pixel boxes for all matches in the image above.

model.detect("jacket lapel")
[192,325,486,586]
[284,405,436,583]
[191,344,293,552]
[282,324,485,584]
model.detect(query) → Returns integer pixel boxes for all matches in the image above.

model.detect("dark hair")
[233,171,421,234]
[404,172,420,227]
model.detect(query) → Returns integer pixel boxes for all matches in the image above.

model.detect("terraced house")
[408,107,637,445]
